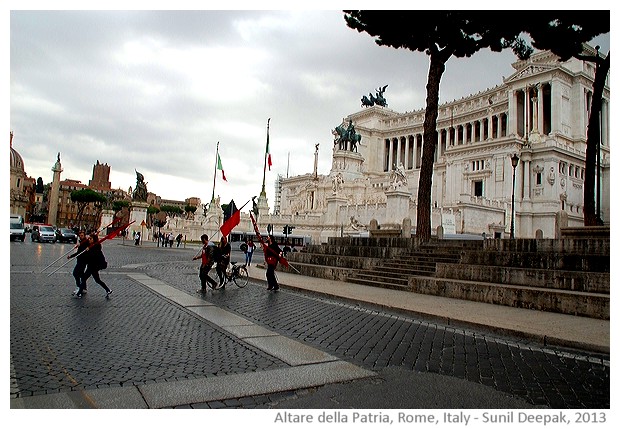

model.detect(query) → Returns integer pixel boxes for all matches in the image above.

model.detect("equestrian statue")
[332,119,362,152]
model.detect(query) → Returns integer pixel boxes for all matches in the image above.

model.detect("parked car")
[56,227,78,243]
[31,225,57,243]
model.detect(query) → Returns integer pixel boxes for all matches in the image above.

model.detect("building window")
[472,160,485,171]
[474,180,483,197]
[536,173,542,185]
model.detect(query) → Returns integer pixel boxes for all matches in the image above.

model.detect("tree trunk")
[583,53,609,226]
[416,54,445,240]
[76,202,86,229]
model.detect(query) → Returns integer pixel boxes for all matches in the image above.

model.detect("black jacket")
[86,242,107,271]
[69,240,90,265]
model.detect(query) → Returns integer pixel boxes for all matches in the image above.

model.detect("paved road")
[9,238,609,410]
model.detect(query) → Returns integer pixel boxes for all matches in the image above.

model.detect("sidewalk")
[247,266,609,354]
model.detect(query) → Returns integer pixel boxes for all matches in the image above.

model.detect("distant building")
[9,131,35,219]
[270,46,610,243]
[53,163,129,229]
[89,160,112,190]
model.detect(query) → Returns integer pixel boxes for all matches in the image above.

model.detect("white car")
[31,225,57,243]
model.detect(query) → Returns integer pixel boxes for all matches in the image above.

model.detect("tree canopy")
[160,205,184,216]
[112,199,130,213]
[70,188,107,227]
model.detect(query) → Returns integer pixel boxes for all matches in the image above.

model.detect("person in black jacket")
[81,233,112,298]
[216,236,231,287]
[67,230,89,297]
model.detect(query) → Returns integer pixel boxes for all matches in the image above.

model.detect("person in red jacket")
[265,235,282,291]
[193,234,218,292]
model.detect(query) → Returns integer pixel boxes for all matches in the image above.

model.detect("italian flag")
[217,152,227,181]
[266,130,272,171]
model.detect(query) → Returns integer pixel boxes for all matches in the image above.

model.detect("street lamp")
[510,153,520,239]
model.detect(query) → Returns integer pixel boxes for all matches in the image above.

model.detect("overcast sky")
[7,3,612,212]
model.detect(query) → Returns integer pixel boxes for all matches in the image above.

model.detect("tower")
[89,160,111,190]
[47,153,62,226]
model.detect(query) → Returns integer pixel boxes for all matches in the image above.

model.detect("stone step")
[286,236,610,319]
[377,261,437,271]
[398,255,461,264]
[287,253,372,270]
[436,263,610,294]
[343,276,411,292]
[346,271,411,286]
[367,265,436,276]
[410,276,609,319]
[461,251,610,272]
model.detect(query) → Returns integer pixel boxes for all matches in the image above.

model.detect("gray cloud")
[9,9,609,209]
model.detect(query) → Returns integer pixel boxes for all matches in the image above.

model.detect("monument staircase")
[283,233,610,320]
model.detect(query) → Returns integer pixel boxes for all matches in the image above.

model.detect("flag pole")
[46,247,89,276]
[39,246,78,273]
[260,118,270,197]
[39,217,121,273]
[211,142,219,204]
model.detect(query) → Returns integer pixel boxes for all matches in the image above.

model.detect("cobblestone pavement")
[10,240,609,409]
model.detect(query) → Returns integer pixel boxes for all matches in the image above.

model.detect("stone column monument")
[47,153,62,226]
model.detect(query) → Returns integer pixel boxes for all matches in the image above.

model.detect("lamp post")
[510,153,520,239]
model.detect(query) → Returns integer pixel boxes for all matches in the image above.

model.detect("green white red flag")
[266,132,272,171]
[217,152,227,181]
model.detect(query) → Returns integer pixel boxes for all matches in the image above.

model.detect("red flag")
[249,212,265,246]
[219,209,240,237]
[220,199,250,237]
[96,220,135,245]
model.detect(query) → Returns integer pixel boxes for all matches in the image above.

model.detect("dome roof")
[10,145,25,172]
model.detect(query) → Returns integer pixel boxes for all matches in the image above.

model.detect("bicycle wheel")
[233,266,249,288]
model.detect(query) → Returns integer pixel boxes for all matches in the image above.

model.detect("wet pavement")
[9,238,609,411]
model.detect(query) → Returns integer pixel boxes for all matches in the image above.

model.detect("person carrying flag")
[249,212,297,291]
[216,235,231,288]
[81,231,112,298]
[63,220,133,297]
[67,230,89,297]
[265,235,283,291]
[193,234,218,292]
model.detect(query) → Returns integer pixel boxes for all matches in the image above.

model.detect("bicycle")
[221,261,249,288]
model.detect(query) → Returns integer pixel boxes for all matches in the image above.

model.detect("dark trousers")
[81,267,110,293]
[199,265,218,289]
[73,262,86,288]
[266,264,279,289]
[216,261,229,285]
